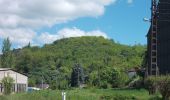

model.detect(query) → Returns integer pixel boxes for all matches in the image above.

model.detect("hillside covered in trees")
[0,36,146,89]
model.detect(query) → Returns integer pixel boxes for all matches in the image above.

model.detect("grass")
[0,88,151,100]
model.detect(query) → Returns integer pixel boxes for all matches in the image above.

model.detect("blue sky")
[36,0,151,45]
[0,0,151,49]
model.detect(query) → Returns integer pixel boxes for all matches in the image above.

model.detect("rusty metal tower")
[147,0,170,76]
[148,0,159,76]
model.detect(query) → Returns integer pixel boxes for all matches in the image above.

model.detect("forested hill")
[11,36,145,87]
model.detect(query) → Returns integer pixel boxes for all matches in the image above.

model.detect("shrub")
[157,75,170,100]
[100,94,137,100]
[113,94,137,100]
[111,68,129,88]
[1,76,14,95]
[28,78,36,87]
[144,76,159,95]
[149,95,162,100]
[128,76,144,89]
[89,67,129,88]
[100,95,112,100]
[100,81,112,89]
[145,75,170,100]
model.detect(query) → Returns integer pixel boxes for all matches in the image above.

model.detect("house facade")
[0,68,28,93]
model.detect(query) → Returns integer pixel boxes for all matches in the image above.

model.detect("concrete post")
[15,73,17,92]
[62,92,66,100]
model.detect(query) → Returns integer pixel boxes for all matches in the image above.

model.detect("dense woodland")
[0,36,146,89]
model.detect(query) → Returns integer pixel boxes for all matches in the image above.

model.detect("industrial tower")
[147,0,170,76]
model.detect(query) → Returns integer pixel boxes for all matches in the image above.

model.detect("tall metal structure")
[147,0,170,75]
[148,0,159,76]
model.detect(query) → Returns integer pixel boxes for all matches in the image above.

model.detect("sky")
[0,0,151,50]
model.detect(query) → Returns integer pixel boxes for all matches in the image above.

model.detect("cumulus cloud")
[0,0,114,29]
[127,0,133,4]
[37,27,108,44]
[0,0,115,47]
[0,28,36,47]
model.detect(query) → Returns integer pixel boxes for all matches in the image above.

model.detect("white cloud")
[0,28,36,47]
[127,0,133,4]
[37,27,108,44]
[0,0,115,47]
[0,0,115,29]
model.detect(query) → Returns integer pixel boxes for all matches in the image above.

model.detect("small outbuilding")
[0,68,28,93]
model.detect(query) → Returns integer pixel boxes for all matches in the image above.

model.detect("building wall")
[0,70,28,93]
[147,0,170,75]
[157,0,170,74]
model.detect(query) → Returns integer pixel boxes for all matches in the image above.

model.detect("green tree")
[6,36,145,88]
[71,63,85,87]
[1,37,13,68]
[2,76,14,95]
[100,67,129,88]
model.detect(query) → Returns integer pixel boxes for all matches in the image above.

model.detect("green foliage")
[2,36,145,89]
[149,95,162,100]
[71,63,85,87]
[1,37,13,68]
[1,76,14,95]
[145,76,159,95]
[100,94,138,100]
[111,68,129,88]
[2,37,11,54]
[157,75,170,100]
[128,76,144,89]
[88,67,129,88]
[112,94,137,100]
[145,75,170,100]
[0,89,151,100]
[100,67,129,88]
[28,78,36,87]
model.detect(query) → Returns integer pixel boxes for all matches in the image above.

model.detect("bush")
[149,95,162,100]
[100,81,112,89]
[113,94,137,100]
[100,94,137,100]
[144,76,159,95]
[2,76,14,95]
[100,95,112,100]
[118,72,129,87]
[111,68,129,88]
[28,78,36,87]
[89,67,129,88]
[145,75,170,100]
[157,76,170,100]
[128,76,144,89]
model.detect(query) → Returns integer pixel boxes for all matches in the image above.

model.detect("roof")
[0,68,11,71]
[0,68,28,77]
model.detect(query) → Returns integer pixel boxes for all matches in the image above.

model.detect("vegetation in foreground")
[1,76,14,95]
[145,75,170,100]
[0,89,152,100]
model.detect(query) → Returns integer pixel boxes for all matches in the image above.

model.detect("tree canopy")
[0,36,146,89]
[1,37,13,68]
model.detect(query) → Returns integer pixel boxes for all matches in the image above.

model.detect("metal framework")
[147,0,170,76]
[149,0,159,76]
